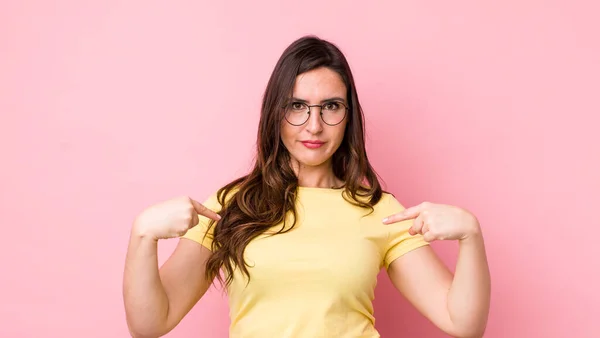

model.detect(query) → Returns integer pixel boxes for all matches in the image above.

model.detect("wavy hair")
[204,35,384,287]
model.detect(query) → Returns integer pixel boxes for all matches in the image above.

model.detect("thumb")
[423,231,437,242]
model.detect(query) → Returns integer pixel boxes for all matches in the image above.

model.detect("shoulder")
[376,191,400,206]
[203,182,243,208]
[340,188,404,211]
[374,191,407,214]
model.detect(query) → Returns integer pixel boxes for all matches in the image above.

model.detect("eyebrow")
[291,97,347,104]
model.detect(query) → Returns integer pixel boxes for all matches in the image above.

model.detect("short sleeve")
[181,192,222,251]
[383,194,430,268]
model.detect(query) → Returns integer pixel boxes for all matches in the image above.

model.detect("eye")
[290,102,305,111]
[323,102,341,111]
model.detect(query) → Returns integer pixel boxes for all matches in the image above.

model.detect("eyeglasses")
[284,101,348,126]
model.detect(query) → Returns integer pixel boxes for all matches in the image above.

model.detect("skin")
[123,198,220,337]
[280,67,348,188]
[383,205,491,338]
[123,66,491,338]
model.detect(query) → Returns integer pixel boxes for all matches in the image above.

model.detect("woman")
[123,36,491,338]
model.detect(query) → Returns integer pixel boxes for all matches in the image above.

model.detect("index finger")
[382,211,416,224]
[190,198,222,221]
[382,204,424,224]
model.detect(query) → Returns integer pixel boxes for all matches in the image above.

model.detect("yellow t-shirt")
[182,186,429,337]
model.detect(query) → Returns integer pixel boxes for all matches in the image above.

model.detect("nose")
[305,106,324,134]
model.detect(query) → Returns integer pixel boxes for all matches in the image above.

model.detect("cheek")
[280,124,296,147]
[331,125,347,147]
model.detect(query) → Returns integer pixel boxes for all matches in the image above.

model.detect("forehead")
[292,67,347,100]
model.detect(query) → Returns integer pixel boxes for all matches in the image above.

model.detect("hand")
[382,201,480,242]
[133,196,221,241]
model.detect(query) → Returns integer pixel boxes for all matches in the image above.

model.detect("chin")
[293,153,332,167]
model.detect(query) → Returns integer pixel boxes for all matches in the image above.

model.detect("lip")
[300,140,325,149]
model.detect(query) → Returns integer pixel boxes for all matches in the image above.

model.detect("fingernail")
[382,218,388,223]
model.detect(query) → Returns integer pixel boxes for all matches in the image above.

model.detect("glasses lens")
[285,103,309,125]
[321,102,347,125]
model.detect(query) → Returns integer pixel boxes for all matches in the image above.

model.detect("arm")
[123,232,213,337]
[382,201,491,338]
[388,232,490,338]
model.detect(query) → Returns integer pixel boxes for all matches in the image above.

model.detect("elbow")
[454,332,485,338]
[457,332,486,338]
[444,306,489,338]
[446,324,487,338]
[127,325,156,338]
[126,319,169,338]
[124,305,172,337]
[441,316,487,338]
[128,327,165,338]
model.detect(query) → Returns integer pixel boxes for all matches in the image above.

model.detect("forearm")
[447,231,491,337]
[123,231,170,337]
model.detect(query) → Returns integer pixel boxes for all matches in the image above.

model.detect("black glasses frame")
[283,101,349,126]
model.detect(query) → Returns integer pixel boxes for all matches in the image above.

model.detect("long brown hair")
[205,35,384,287]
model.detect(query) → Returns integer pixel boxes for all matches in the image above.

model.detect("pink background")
[1,1,598,337]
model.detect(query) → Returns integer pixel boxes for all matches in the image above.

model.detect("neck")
[291,159,342,189]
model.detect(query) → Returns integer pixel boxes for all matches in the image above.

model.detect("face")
[280,67,348,170]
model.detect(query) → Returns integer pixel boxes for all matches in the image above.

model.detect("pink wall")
[1,1,598,337]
